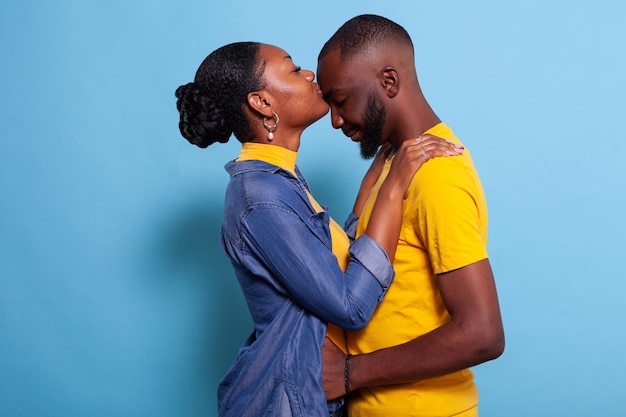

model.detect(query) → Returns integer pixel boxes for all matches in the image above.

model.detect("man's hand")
[322,337,348,400]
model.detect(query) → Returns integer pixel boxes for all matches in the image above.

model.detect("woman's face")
[258,44,329,130]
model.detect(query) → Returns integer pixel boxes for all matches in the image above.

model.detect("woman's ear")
[247,91,274,118]
[380,66,400,98]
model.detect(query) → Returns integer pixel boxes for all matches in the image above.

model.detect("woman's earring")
[263,111,280,141]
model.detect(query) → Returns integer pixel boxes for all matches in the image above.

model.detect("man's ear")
[380,67,400,98]
[247,91,274,118]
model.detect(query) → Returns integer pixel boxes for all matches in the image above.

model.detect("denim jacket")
[217,159,394,417]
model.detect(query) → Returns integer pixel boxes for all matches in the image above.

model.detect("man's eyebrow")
[322,88,336,101]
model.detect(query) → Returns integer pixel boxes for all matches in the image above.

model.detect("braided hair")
[175,42,265,148]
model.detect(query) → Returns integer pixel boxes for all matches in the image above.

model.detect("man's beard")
[359,92,386,159]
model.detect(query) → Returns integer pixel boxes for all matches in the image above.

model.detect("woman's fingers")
[388,134,465,192]
[392,134,463,169]
[413,134,464,160]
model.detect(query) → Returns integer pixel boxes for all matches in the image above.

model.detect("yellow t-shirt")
[348,123,488,417]
[237,143,348,350]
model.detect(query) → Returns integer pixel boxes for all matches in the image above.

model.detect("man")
[316,15,505,417]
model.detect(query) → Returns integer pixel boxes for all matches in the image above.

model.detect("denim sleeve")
[343,213,359,242]
[348,234,393,303]
[243,207,393,331]
[343,215,393,301]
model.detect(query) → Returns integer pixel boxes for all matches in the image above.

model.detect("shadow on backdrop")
[141,192,252,411]
[139,158,361,415]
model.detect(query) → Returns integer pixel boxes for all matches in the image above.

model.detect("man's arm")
[323,258,504,399]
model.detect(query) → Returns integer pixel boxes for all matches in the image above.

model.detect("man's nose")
[330,110,344,129]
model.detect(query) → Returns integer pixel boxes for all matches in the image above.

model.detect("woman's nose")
[302,69,315,81]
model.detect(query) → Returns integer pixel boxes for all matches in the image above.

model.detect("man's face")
[317,49,387,159]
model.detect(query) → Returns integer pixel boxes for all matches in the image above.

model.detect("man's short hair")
[319,14,413,62]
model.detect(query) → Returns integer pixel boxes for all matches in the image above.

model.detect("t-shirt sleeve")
[414,158,489,274]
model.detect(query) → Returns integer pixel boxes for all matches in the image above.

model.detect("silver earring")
[263,111,280,141]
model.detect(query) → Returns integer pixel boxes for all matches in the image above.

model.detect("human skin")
[248,44,462,262]
[317,42,505,400]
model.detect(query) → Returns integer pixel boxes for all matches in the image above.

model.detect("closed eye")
[332,98,346,108]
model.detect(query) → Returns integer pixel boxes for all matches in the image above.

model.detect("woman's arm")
[243,205,390,330]
[363,135,463,263]
[240,136,460,329]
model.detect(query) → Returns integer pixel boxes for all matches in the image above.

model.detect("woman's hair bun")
[175,82,232,148]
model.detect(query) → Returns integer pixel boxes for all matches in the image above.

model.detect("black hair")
[175,42,265,148]
[318,14,413,62]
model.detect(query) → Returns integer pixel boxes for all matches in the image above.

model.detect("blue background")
[1,1,624,416]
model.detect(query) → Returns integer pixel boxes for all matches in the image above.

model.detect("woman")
[175,42,463,417]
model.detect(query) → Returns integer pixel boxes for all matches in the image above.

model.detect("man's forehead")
[318,48,342,71]
[319,54,375,89]
[317,63,349,98]
[318,50,365,81]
